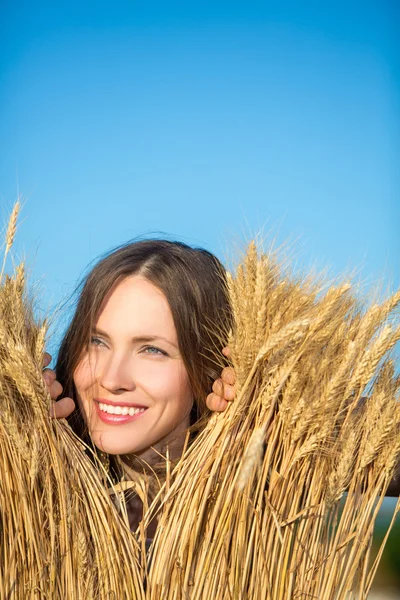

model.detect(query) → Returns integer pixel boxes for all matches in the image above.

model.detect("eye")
[142,345,168,357]
[90,336,107,348]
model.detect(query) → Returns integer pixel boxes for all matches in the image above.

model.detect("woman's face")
[73,275,194,459]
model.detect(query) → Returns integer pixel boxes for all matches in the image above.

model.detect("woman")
[43,239,236,479]
[43,239,399,505]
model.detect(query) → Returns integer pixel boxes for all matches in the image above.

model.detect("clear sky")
[0,1,399,349]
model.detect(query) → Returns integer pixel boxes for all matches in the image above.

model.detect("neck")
[119,420,190,476]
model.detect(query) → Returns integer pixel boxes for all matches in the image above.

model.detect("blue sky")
[0,1,399,350]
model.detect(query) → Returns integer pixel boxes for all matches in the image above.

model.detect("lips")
[94,399,148,425]
[98,402,145,416]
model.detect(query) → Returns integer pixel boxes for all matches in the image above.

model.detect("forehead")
[96,275,176,336]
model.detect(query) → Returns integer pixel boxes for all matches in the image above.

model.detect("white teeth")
[98,403,146,417]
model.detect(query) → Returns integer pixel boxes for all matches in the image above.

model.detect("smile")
[95,401,148,425]
[98,403,146,416]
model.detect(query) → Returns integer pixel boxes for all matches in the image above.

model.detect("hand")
[206,347,236,412]
[42,352,75,419]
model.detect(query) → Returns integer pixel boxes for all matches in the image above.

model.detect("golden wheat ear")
[0,200,20,280]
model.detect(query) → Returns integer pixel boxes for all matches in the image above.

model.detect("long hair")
[56,239,233,440]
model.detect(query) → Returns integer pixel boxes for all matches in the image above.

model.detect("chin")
[91,431,145,456]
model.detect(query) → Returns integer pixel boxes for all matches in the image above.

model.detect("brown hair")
[56,239,233,439]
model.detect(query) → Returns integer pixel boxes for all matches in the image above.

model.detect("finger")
[49,380,63,401]
[223,383,236,402]
[42,352,52,368]
[42,368,56,387]
[212,378,224,396]
[206,393,228,412]
[50,397,76,419]
[221,366,236,385]
[222,346,231,358]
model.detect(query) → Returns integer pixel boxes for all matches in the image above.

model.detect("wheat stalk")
[147,241,400,599]
[0,206,144,599]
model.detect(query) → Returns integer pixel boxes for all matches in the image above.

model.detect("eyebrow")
[93,327,178,349]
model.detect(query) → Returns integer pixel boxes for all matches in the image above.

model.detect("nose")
[98,351,135,394]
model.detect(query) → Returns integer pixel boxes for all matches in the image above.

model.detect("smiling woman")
[74,276,194,460]
[55,240,234,473]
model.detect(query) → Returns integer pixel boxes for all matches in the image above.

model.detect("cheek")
[168,365,193,412]
[73,357,99,424]
[73,355,95,393]
[144,362,193,409]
